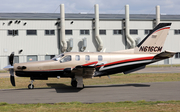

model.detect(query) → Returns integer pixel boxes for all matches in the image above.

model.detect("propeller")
[9,52,15,86]
[9,52,14,66]
[10,69,15,86]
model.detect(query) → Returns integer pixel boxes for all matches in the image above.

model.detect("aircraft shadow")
[46,83,82,93]
[47,83,150,93]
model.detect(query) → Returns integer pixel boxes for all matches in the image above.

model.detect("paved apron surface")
[0,81,180,104]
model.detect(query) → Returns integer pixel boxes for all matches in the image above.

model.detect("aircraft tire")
[28,84,34,89]
[71,80,77,88]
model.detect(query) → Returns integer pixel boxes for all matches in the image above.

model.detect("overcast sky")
[0,0,179,14]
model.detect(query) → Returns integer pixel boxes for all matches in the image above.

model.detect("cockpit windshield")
[52,53,64,61]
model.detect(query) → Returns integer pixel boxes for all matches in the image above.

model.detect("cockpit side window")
[60,55,71,63]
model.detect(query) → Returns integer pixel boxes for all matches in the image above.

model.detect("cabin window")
[85,55,90,61]
[75,55,80,61]
[98,55,103,61]
[60,55,71,63]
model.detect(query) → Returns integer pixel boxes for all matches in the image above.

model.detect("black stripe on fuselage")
[15,70,74,78]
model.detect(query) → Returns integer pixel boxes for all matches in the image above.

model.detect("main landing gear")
[28,80,34,89]
[71,76,84,89]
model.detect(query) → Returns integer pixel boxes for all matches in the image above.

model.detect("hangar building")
[0,4,180,69]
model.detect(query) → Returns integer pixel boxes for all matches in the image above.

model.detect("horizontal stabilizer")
[154,50,176,59]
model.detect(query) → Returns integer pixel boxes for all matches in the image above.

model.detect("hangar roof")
[0,13,180,21]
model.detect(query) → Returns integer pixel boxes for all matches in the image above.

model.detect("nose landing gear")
[28,80,34,89]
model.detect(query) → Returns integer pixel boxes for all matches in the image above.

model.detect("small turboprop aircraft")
[4,23,176,89]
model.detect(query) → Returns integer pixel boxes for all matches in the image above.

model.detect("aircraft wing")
[154,50,176,59]
[71,61,98,78]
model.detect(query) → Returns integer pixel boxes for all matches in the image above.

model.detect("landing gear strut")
[28,80,34,89]
[71,76,84,89]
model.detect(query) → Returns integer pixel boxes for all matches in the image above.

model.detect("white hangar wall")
[0,14,180,69]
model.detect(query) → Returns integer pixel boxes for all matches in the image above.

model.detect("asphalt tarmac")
[0,81,180,104]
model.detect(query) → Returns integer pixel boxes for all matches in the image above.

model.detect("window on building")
[27,30,37,35]
[65,30,73,35]
[8,56,19,64]
[98,55,103,61]
[145,30,153,35]
[45,55,55,60]
[113,30,122,35]
[85,55,90,61]
[80,30,89,35]
[27,55,38,62]
[8,30,18,36]
[175,52,180,58]
[99,30,106,35]
[174,30,180,35]
[45,30,55,35]
[60,55,71,63]
[130,30,138,34]
[75,55,80,61]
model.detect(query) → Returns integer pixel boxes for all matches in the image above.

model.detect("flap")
[71,61,98,78]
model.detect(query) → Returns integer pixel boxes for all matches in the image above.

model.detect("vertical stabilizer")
[134,23,171,54]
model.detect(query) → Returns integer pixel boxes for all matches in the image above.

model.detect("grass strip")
[0,101,180,112]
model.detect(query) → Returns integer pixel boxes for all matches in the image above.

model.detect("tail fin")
[135,23,171,54]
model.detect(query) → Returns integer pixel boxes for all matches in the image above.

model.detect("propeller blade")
[9,52,14,66]
[10,69,15,86]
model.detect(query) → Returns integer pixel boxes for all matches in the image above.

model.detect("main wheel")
[28,84,34,89]
[71,80,77,88]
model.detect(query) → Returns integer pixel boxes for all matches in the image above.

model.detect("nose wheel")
[28,80,34,89]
